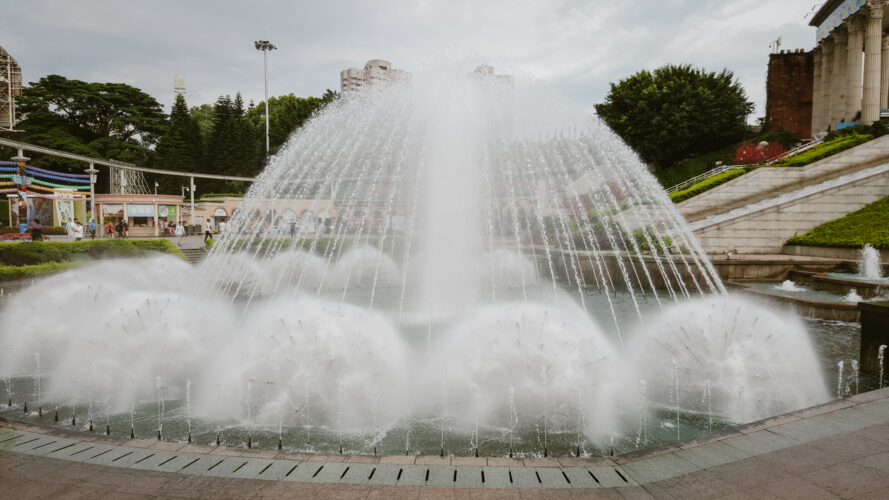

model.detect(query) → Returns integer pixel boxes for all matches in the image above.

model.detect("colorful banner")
[127,204,155,217]
[158,205,178,218]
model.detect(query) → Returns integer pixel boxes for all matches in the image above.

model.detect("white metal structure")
[0,46,22,131]
[254,40,277,154]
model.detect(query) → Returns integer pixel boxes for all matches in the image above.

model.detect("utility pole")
[254,40,277,154]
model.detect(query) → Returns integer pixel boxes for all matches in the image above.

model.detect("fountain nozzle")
[188,433,192,444]
[576,446,581,457]
[157,430,161,441]
[277,438,282,451]
[543,447,548,458]
[72,415,76,427]
[130,427,135,439]
[54,410,59,422]
[474,448,479,457]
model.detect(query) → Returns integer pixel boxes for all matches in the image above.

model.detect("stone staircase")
[180,247,208,265]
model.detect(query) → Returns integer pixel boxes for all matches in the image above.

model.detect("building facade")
[765,50,815,140]
[810,0,889,132]
[340,59,410,93]
[0,46,22,130]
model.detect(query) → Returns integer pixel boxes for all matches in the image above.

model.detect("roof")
[810,0,855,27]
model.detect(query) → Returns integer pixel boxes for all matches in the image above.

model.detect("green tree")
[246,89,338,154]
[0,75,167,191]
[152,93,203,193]
[594,65,754,170]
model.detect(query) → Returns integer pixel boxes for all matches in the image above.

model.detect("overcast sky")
[3,0,819,121]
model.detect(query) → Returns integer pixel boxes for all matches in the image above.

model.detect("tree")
[246,90,339,155]
[153,93,203,193]
[594,65,754,170]
[0,75,167,192]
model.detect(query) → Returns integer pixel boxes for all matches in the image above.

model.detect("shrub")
[733,142,787,165]
[0,239,185,267]
[669,169,746,203]
[786,196,889,249]
[774,134,873,167]
[632,230,672,253]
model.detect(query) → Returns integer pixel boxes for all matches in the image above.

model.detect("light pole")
[86,163,99,225]
[254,40,277,154]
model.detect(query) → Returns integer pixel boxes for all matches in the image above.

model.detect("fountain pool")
[0,66,849,457]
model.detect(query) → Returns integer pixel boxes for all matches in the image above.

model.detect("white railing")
[666,165,745,193]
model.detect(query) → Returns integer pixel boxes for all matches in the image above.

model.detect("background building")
[340,59,410,92]
[809,0,889,132]
[765,49,814,140]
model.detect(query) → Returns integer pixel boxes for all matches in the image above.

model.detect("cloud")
[3,0,815,120]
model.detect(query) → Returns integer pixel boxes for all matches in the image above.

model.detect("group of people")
[64,218,95,241]
[104,220,129,239]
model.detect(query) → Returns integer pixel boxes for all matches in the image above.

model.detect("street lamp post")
[254,40,277,154]
[85,163,99,228]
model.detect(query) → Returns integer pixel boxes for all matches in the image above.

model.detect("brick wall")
[765,51,814,140]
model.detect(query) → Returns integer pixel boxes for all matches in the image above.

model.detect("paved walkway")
[3,388,889,498]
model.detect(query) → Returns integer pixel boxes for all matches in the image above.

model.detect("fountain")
[859,244,885,281]
[0,66,833,456]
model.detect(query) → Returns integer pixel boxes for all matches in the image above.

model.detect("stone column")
[823,38,836,129]
[813,46,824,132]
[863,1,885,124]
[832,28,849,125]
[847,17,865,121]
[881,30,889,109]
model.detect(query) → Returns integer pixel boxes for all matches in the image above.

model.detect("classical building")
[810,0,889,132]
[0,46,23,131]
[340,59,410,92]
[765,50,815,140]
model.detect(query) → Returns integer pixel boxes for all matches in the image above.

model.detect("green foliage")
[786,197,889,249]
[595,65,754,170]
[654,130,792,188]
[668,169,747,203]
[0,226,67,235]
[632,230,672,253]
[0,239,185,267]
[775,134,873,167]
[246,91,338,155]
[824,120,889,141]
[152,93,203,194]
[0,261,83,282]
[0,75,167,192]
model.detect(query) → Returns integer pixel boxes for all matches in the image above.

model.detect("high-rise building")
[340,59,410,93]
[0,46,23,131]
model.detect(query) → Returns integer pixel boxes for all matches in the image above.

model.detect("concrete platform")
[3,388,889,497]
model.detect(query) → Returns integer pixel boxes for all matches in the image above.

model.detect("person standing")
[29,219,43,241]
[204,218,214,242]
[174,222,185,246]
[122,220,129,239]
[71,219,84,241]
[106,220,114,238]
[65,219,74,241]
[88,219,97,239]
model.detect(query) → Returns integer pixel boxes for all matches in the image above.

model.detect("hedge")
[0,200,8,227]
[774,134,873,167]
[0,226,68,235]
[669,169,747,203]
[0,239,186,281]
[786,196,889,249]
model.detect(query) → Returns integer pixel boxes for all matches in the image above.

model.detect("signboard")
[55,199,74,225]
[213,208,227,217]
[127,204,155,217]
[816,0,866,42]
[103,204,124,216]
[11,175,32,186]
[158,205,178,218]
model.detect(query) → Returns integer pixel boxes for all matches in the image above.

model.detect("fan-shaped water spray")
[0,66,830,456]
